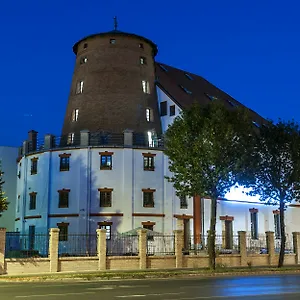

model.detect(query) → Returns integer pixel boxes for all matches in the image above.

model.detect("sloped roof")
[155,62,266,125]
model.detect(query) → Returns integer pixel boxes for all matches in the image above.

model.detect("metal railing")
[58,234,97,257]
[189,235,208,254]
[5,232,49,258]
[147,235,175,256]
[106,234,139,256]
[275,234,294,254]
[246,234,267,254]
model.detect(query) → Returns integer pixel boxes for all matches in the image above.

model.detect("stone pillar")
[22,141,29,155]
[80,130,90,146]
[44,134,55,150]
[266,231,275,265]
[176,218,184,231]
[124,129,133,147]
[238,231,247,266]
[175,230,184,268]
[138,229,147,269]
[97,229,106,270]
[28,130,38,151]
[293,232,300,264]
[0,228,6,275]
[49,228,60,273]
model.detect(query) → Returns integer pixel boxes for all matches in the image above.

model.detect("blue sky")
[1,1,299,146]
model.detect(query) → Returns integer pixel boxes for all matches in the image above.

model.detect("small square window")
[99,190,112,207]
[29,193,37,210]
[76,80,84,94]
[143,190,154,208]
[139,43,144,49]
[160,101,167,116]
[110,39,116,44]
[146,108,153,122]
[72,109,79,122]
[169,105,175,116]
[143,156,155,171]
[142,80,150,94]
[58,190,69,208]
[60,156,70,172]
[80,56,88,64]
[83,43,88,49]
[58,224,69,241]
[140,57,147,65]
[100,155,112,170]
[179,85,192,95]
[31,159,38,175]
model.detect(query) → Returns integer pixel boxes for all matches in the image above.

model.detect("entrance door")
[28,225,35,250]
[224,220,233,249]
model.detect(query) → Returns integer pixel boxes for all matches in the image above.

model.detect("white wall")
[0,146,18,231]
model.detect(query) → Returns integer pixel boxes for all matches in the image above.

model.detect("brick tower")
[62,27,161,138]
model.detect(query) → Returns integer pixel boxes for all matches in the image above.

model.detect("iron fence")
[58,234,97,257]
[147,235,175,256]
[106,234,139,256]
[274,234,294,254]
[215,235,239,254]
[189,235,208,254]
[246,234,267,254]
[5,232,49,258]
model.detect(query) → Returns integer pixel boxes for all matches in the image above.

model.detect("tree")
[247,120,300,267]
[0,164,8,217]
[164,101,255,269]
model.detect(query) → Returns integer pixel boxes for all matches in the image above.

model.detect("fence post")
[292,232,300,264]
[0,228,6,275]
[97,229,106,270]
[238,231,247,267]
[49,228,60,273]
[175,230,184,268]
[138,229,147,269]
[266,231,275,266]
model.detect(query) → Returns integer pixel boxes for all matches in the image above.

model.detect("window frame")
[58,189,70,208]
[99,152,113,170]
[98,188,113,207]
[142,189,155,208]
[29,192,37,210]
[142,153,156,171]
[160,101,167,116]
[76,80,84,94]
[72,109,79,122]
[30,158,38,175]
[250,209,258,240]
[141,80,150,94]
[140,56,147,65]
[169,105,175,116]
[57,223,69,241]
[98,222,112,240]
[59,154,71,172]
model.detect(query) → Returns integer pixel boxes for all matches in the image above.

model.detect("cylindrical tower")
[62,29,161,137]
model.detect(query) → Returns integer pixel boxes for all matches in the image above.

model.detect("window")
[59,154,71,171]
[179,85,192,95]
[98,223,112,240]
[67,133,74,145]
[29,192,37,210]
[180,195,188,209]
[76,80,84,94]
[159,64,168,72]
[99,152,113,170]
[58,189,70,208]
[142,80,150,94]
[143,153,155,171]
[169,105,175,116]
[99,188,113,207]
[83,43,88,49]
[146,108,153,122]
[110,39,116,44]
[140,57,147,65]
[250,209,258,239]
[72,109,79,122]
[143,224,154,231]
[31,158,38,175]
[185,73,193,80]
[17,195,20,213]
[252,121,260,128]
[142,189,155,208]
[142,222,155,240]
[274,212,281,239]
[58,223,69,241]
[160,101,167,116]
[80,56,88,64]
[205,94,218,101]
[227,99,238,107]
[139,43,144,49]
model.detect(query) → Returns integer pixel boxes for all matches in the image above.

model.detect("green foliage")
[164,101,256,200]
[0,167,8,217]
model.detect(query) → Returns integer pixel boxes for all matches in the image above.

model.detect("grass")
[1,266,300,282]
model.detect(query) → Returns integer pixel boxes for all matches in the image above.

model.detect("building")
[14,27,300,248]
[0,146,18,231]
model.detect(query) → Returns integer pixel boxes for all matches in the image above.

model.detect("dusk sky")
[1,1,299,146]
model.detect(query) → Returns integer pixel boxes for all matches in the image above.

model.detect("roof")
[73,30,158,56]
[155,62,266,125]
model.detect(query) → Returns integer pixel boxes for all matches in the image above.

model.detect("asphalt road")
[1,274,300,299]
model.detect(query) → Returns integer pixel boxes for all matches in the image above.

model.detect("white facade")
[0,146,18,231]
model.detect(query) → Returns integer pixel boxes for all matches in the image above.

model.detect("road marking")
[116,292,184,298]
[15,291,95,298]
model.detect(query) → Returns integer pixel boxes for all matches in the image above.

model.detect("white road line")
[15,291,95,298]
[116,292,184,298]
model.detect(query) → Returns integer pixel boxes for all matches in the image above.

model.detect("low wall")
[5,258,50,275]
[59,257,98,272]
[107,256,140,270]
[147,256,176,269]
